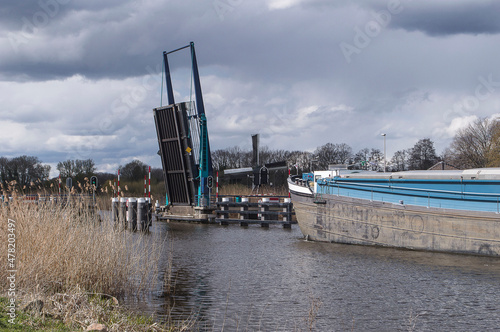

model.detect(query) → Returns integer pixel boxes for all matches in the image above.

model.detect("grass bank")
[0,291,193,332]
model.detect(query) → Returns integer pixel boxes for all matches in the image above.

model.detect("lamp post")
[381,133,386,172]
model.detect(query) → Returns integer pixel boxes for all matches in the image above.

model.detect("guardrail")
[317,182,500,213]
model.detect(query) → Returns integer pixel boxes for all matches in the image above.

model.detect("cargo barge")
[288,168,500,256]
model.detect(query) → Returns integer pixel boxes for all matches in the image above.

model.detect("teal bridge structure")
[153,42,213,207]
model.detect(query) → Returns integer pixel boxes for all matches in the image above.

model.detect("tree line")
[2,116,499,192]
[390,117,500,171]
[0,156,50,189]
[0,157,164,195]
[212,116,500,172]
[211,139,437,173]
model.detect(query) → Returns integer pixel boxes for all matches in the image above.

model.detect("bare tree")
[0,157,8,185]
[315,143,335,169]
[314,143,353,169]
[353,148,370,169]
[57,159,96,183]
[119,160,148,181]
[212,146,250,170]
[408,138,439,170]
[391,149,410,171]
[287,151,313,172]
[448,117,500,168]
[0,155,50,188]
[369,148,382,170]
[337,143,353,164]
[487,124,500,166]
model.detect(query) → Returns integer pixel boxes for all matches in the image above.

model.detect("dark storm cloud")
[3,0,500,84]
[0,1,216,82]
[0,1,58,28]
[0,1,349,85]
[0,0,124,29]
[368,1,500,36]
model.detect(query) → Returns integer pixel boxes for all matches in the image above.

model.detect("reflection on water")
[123,221,500,331]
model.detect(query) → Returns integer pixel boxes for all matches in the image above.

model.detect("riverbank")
[1,291,193,331]
[0,193,190,331]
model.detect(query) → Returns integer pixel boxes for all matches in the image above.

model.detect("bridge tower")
[153,42,213,208]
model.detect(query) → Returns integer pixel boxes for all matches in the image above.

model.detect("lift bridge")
[153,42,213,208]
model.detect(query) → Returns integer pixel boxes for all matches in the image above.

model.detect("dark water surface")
[124,221,500,331]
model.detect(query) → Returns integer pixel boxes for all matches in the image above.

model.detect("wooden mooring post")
[215,196,295,228]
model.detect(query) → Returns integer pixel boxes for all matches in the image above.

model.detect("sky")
[1,0,500,176]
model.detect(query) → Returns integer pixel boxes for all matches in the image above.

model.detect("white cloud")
[445,116,477,137]
[268,0,305,10]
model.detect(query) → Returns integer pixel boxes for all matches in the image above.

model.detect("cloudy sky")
[1,0,500,175]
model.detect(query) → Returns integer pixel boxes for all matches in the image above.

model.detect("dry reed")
[0,196,162,297]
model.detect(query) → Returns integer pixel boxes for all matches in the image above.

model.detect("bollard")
[137,198,147,232]
[283,197,292,227]
[128,197,138,231]
[146,197,152,227]
[240,197,248,224]
[119,197,127,229]
[111,198,119,224]
[219,197,231,224]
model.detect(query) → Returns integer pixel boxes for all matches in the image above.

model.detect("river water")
[125,221,500,331]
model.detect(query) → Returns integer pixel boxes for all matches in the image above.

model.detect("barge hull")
[290,188,500,257]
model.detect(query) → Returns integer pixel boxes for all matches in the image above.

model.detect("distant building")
[428,161,460,171]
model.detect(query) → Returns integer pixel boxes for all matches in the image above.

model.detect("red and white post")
[148,166,151,198]
[216,171,219,201]
[288,168,291,198]
[117,169,121,197]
